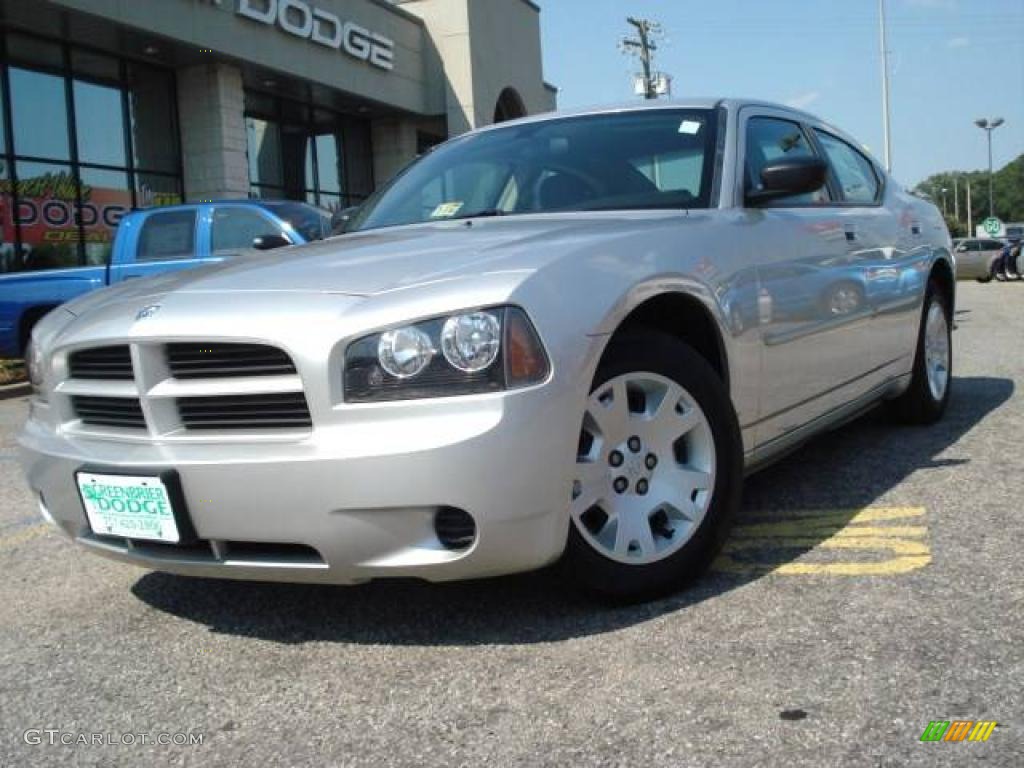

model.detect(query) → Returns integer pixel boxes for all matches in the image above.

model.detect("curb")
[0,382,30,400]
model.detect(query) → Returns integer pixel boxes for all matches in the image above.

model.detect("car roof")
[467,97,878,170]
[472,98,825,134]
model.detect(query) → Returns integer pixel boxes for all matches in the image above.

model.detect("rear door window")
[813,130,880,204]
[137,210,197,262]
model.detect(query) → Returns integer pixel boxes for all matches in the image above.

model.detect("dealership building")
[0,0,555,269]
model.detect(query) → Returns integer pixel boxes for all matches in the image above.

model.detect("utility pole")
[879,0,893,173]
[621,17,663,100]
[966,178,973,236]
[974,117,1005,218]
[953,175,959,225]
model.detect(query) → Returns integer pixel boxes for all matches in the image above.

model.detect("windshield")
[262,202,330,242]
[349,109,719,232]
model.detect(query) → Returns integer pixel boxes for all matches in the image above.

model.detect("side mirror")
[252,233,292,251]
[747,156,828,205]
[330,206,361,236]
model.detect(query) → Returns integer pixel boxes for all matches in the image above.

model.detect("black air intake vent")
[68,346,133,380]
[72,396,146,429]
[434,507,477,550]
[176,393,312,430]
[166,343,297,379]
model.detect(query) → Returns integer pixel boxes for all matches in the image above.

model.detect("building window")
[0,32,182,273]
[244,92,373,212]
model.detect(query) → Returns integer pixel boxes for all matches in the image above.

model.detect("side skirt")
[742,373,911,477]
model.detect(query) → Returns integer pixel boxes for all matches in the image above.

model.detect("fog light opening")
[434,507,477,551]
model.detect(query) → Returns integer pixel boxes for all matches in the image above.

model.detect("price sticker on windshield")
[678,120,702,135]
[431,202,464,219]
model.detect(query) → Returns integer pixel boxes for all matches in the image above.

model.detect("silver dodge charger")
[19,100,953,599]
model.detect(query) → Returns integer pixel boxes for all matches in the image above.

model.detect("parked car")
[0,200,331,358]
[18,100,954,600]
[952,237,1005,282]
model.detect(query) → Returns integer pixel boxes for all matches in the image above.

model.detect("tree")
[913,155,1024,233]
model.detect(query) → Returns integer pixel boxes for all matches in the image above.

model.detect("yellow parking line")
[713,507,931,576]
[732,523,927,539]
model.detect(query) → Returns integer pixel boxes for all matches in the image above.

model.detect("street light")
[940,187,948,217]
[974,117,1005,218]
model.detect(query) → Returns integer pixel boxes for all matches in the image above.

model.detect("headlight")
[25,338,47,400]
[344,306,549,402]
[378,326,434,378]
[441,312,501,372]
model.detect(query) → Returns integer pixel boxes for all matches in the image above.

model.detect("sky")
[537,0,1024,188]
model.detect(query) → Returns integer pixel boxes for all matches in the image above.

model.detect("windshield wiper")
[448,208,508,221]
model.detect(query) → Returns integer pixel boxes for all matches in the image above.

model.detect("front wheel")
[564,333,743,600]
[887,280,952,424]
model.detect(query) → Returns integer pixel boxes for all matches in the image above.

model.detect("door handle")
[845,229,858,243]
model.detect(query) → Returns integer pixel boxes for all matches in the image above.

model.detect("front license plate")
[76,472,180,543]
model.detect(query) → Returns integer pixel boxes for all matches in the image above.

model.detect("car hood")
[69,213,681,313]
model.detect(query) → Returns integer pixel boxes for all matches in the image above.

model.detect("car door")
[737,109,875,447]
[810,127,910,377]
[953,239,981,277]
[108,208,202,284]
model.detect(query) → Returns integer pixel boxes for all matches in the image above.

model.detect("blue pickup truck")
[0,200,330,357]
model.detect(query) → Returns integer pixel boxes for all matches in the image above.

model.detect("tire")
[887,280,952,425]
[563,332,743,601]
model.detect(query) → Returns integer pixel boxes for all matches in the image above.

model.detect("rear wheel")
[564,333,742,600]
[887,280,951,424]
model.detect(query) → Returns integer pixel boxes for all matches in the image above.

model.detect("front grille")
[176,393,312,430]
[166,343,297,379]
[68,346,133,380]
[72,396,146,429]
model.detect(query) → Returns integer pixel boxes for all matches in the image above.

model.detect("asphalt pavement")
[0,281,1020,767]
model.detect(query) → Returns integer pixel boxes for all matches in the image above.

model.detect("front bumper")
[18,384,578,585]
